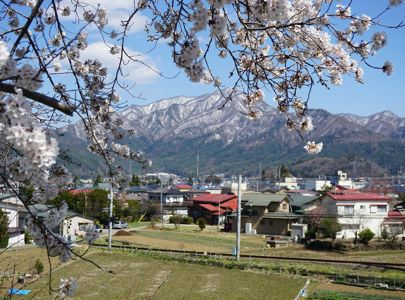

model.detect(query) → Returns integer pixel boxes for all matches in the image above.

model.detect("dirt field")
[26,251,307,299]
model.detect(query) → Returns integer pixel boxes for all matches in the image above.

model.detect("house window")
[268,220,273,225]
[78,223,89,231]
[260,219,265,225]
[338,205,354,215]
[282,204,287,210]
[370,205,386,213]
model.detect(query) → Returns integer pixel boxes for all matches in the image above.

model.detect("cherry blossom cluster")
[0,2,150,296]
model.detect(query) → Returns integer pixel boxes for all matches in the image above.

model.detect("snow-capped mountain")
[58,91,405,177]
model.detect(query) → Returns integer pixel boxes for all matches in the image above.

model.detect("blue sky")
[5,1,404,117]
[115,1,405,117]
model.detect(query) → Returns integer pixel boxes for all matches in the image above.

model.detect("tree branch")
[0,83,74,116]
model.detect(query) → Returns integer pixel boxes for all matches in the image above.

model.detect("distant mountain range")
[57,91,405,178]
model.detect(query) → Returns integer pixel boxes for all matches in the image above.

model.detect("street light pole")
[108,184,113,251]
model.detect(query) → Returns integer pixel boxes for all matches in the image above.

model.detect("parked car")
[112,220,128,229]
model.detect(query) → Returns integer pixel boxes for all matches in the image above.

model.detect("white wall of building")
[62,216,94,241]
[332,200,389,238]
[2,208,19,228]
[165,194,184,204]
[305,180,331,191]
[8,234,25,248]
[275,177,299,190]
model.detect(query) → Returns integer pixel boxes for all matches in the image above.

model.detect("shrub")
[319,217,341,241]
[358,228,375,245]
[181,216,193,224]
[197,218,206,231]
[381,228,389,241]
[169,215,182,229]
[24,230,32,244]
[34,259,44,274]
[0,209,8,248]
[150,217,158,229]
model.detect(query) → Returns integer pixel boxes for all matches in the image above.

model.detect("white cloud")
[81,42,160,84]
[59,0,148,33]
[106,9,148,32]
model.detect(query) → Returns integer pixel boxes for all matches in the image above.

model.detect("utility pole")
[108,184,113,251]
[218,199,221,229]
[160,179,164,228]
[196,150,199,180]
[236,174,242,261]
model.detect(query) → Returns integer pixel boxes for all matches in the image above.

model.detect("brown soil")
[113,230,132,236]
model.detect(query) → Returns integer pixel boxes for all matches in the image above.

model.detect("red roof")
[387,211,405,218]
[192,193,237,204]
[220,200,237,211]
[198,203,226,213]
[326,191,391,201]
[69,189,93,195]
[176,184,193,190]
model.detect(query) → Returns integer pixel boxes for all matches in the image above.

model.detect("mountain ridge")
[57,91,405,178]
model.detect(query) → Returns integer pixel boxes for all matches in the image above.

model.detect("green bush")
[24,230,32,244]
[358,228,375,245]
[0,209,9,248]
[34,259,44,274]
[319,218,341,241]
[181,216,193,224]
[305,239,347,251]
[196,218,206,231]
[169,215,182,229]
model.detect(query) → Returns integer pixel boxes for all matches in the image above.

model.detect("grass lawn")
[127,221,150,228]
[309,282,405,299]
[26,250,307,299]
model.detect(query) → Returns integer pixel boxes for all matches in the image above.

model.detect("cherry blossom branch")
[0,83,74,116]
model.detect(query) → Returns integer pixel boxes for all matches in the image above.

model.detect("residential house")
[231,192,300,235]
[287,194,321,214]
[0,195,25,248]
[305,179,331,191]
[27,204,94,242]
[317,191,391,238]
[381,201,405,237]
[274,177,299,190]
[147,187,187,221]
[125,186,149,201]
[188,193,237,225]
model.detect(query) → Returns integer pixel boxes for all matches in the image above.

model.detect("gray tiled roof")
[263,211,300,219]
[287,195,319,208]
[242,192,287,207]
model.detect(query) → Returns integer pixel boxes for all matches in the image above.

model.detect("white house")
[274,177,299,190]
[305,179,331,191]
[321,191,391,238]
[0,198,25,248]
[336,170,353,189]
[61,213,95,242]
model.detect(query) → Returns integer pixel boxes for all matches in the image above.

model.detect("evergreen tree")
[129,175,141,186]
[93,175,103,187]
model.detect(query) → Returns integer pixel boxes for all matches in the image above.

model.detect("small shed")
[62,213,94,242]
